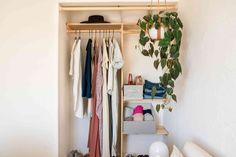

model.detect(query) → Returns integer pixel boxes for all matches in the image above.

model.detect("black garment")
[82,39,92,98]
[108,94,113,156]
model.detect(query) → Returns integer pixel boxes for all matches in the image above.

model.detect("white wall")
[164,0,236,156]
[0,1,58,157]
[3,0,236,157]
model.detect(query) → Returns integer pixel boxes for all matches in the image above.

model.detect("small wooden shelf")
[124,98,169,104]
[67,22,123,32]
[66,22,140,34]
[122,125,168,136]
[156,126,169,135]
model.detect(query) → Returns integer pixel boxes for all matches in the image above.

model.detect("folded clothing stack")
[143,80,166,99]
[124,105,154,121]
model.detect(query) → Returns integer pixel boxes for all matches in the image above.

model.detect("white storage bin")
[123,103,157,134]
[124,85,143,100]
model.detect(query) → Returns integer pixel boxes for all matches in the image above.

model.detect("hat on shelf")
[81,15,110,23]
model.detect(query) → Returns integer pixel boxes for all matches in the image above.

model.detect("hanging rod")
[59,5,177,11]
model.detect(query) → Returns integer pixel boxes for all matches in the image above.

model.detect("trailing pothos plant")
[137,11,183,112]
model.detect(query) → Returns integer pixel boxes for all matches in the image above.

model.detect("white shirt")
[108,39,124,156]
[102,38,110,157]
[69,39,84,118]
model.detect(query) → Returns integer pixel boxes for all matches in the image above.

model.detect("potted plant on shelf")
[137,11,183,112]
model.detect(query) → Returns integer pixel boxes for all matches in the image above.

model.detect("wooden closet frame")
[62,4,175,156]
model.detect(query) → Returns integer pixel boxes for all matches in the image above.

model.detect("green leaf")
[149,43,154,57]
[161,104,165,109]
[154,50,159,57]
[168,107,173,112]
[140,30,145,38]
[160,47,168,54]
[170,68,179,80]
[161,17,170,26]
[156,104,161,112]
[141,49,149,56]
[153,14,159,22]
[170,45,178,56]
[164,30,173,40]
[159,76,163,83]
[154,59,159,70]
[172,94,177,102]
[140,21,147,30]
[161,58,167,69]
[175,60,182,73]
[173,29,182,42]
[155,22,160,29]
[139,36,149,46]
[169,18,180,30]
[177,18,183,28]
[151,86,157,98]
[167,59,173,68]
[162,73,169,85]
[168,80,174,87]
[143,14,151,22]
[159,38,170,47]
[166,87,173,95]
[172,52,180,59]
[170,12,178,17]
[139,38,145,46]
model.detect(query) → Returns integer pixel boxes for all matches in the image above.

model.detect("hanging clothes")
[82,38,92,98]
[102,38,110,157]
[88,40,101,157]
[69,38,84,118]
[108,38,124,156]
[95,39,103,156]
[107,38,114,156]
[82,38,93,117]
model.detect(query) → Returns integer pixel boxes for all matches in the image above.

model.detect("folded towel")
[124,107,133,118]
[144,113,154,121]
[143,94,164,99]
[133,113,143,121]
[143,109,152,115]
[144,80,165,90]
[144,88,165,93]
[133,105,143,114]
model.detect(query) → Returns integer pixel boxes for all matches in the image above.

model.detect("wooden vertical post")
[120,24,124,157]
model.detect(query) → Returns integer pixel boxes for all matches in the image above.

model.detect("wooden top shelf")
[67,22,123,31]
[66,22,139,33]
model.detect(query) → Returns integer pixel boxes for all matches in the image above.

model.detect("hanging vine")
[137,11,183,112]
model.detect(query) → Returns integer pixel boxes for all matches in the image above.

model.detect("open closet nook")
[59,2,177,157]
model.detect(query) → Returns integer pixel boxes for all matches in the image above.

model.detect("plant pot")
[148,26,164,40]
[148,26,158,40]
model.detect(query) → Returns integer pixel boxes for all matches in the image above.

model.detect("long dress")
[88,40,101,157]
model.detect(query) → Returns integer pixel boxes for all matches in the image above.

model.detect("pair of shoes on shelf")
[128,73,143,85]
[137,155,149,157]
[125,154,149,157]
[68,150,84,157]
[125,153,136,157]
